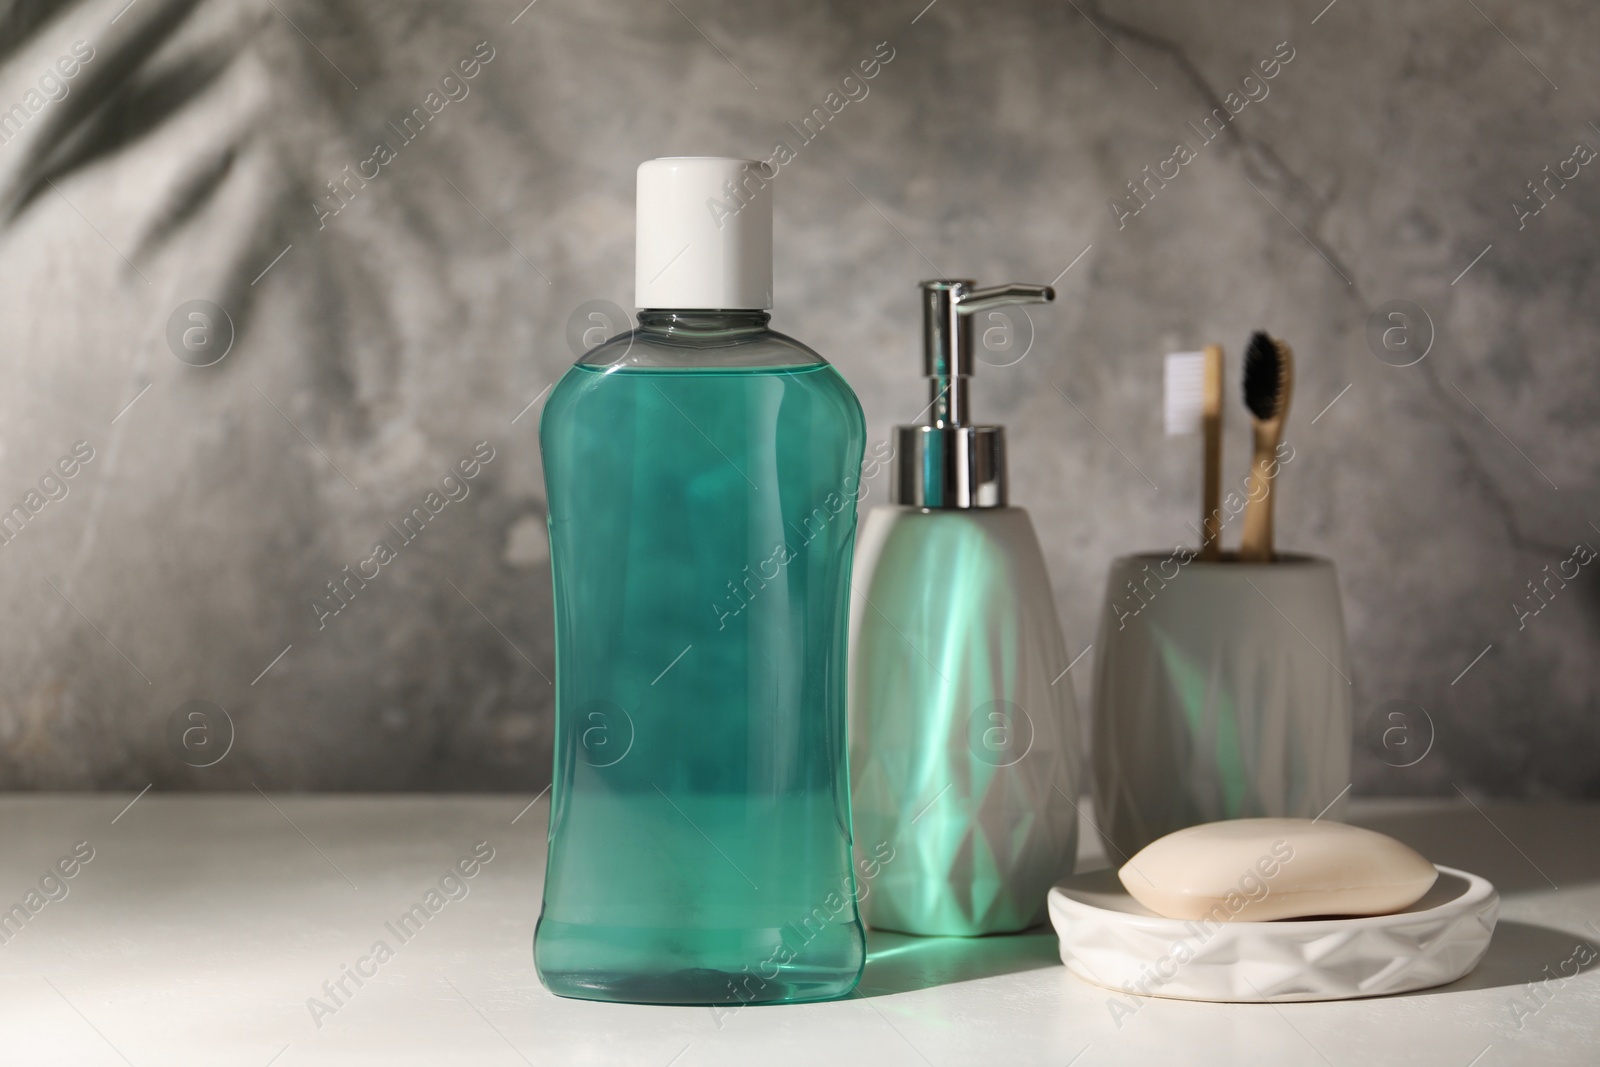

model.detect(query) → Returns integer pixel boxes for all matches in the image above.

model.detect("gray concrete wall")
[0,0,1594,795]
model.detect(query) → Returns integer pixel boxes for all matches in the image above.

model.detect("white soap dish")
[1048,865,1498,1003]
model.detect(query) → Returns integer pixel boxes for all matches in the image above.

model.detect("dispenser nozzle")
[956,283,1056,313]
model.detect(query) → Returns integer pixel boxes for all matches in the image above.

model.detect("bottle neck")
[637,309,771,340]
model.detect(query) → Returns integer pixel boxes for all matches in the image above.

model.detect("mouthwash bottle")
[534,157,867,1005]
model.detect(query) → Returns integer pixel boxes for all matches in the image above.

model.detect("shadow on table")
[1322,803,1600,999]
[1394,919,1600,998]
[857,927,1060,997]
[1351,803,1600,897]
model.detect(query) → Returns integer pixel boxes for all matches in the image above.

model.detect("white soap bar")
[1118,818,1438,922]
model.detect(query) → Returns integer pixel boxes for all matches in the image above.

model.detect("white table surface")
[2,794,1595,1066]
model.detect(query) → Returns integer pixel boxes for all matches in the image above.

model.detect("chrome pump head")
[891,280,1056,509]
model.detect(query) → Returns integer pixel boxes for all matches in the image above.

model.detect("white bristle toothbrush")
[1164,344,1224,561]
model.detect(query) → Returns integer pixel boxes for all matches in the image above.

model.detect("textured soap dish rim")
[1048,864,1499,1003]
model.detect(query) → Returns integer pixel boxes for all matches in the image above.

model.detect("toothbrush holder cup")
[1090,552,1353,862]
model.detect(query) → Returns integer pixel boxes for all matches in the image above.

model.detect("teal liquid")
[535,360,867,1004]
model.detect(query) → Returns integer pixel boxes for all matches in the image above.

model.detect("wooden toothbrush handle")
[1199,344,1223,561]
[1238,429,1277,562]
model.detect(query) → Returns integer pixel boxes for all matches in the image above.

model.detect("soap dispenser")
[849,279,1081,936]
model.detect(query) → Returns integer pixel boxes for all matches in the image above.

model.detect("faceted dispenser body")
[850,504,1080,934]
[535,311,868,1004]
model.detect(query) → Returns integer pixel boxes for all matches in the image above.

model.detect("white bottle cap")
[635,157,773,310]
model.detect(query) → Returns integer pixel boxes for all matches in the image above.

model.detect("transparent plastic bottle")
[534,308,867,1004]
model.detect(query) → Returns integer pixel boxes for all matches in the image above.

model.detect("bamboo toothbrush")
[1164,344,1224,561]
[1239,331,1294,563]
